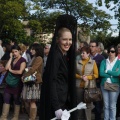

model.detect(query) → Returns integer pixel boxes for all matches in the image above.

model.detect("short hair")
[108,45,118,57]
[80,41,88,47]
[19,44,27,52]
[57,27,71,39]
[80,46,90,54]
[90,40,98,47]
[0,60,7,67]
[11,45,21,52]
[98,42,104,51]
[117,43,120,48]
[45,44,51,49]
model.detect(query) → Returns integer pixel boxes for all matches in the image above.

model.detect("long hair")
[30,43,44,58]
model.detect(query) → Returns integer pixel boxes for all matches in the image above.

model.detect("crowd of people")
[0,14,120,120]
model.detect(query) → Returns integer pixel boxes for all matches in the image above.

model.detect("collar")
[78,57,93,64]
[90,53,98,59]
[106,57,118,64]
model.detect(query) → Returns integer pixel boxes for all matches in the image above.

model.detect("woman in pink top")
[117,44,120,60]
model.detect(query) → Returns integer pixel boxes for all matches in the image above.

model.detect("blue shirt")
[0,72,6,85]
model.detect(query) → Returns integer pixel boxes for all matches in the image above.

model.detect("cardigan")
[100,59,120,85]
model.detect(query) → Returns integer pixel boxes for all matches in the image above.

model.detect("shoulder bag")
[84,80,102,103]
[5,72,20,87]
[104,82,119,92]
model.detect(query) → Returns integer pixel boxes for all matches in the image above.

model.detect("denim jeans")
[101,85,119,120]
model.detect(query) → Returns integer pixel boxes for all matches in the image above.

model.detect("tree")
[0,0,27,42]
[30,0,112,35]
[90,31,112,46]
[96,0,120,31]
[29,20,42,34]
[30,10,63,33]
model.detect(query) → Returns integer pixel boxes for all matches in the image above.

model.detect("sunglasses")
[108,50,115,53]
[44,47,49,49]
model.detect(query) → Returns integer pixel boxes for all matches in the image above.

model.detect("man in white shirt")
[0,40,4,59]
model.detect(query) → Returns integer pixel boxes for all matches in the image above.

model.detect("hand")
[10,52,13,58]
[8,67,12,72]
[21,76,24,82]
[82,75,88,81]
[55,109,63,119]
[105,69,108,73]
[61,109,70,120]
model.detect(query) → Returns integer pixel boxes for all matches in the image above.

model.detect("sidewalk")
[7,112,100,120]
[7,112,39,120]
[7,110,120,120]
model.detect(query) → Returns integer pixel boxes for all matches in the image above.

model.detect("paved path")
[6,109,120,120]
[7,112,101,120]
[8,112,39,120]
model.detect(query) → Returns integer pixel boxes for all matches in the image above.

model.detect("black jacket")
[50,48,69,111]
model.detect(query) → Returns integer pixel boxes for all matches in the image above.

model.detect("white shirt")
[22,52,28,62]
[0,46,4,59]
[106,57,118,83]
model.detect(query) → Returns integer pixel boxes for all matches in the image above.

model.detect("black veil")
[39,14,77,120]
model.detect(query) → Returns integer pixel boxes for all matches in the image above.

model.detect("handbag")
[5,72,20,87]
[84,80,102,103]
[104,82,119,92]
[23,71,37,86]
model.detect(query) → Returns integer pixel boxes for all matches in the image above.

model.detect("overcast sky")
[88,0,119,36]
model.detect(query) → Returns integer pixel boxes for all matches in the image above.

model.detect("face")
[97,46,101,53]
[79,43,84,50]
[81,51,89,60]
[104,49,108,53]
[89,43,97,54]
[10,41,14,46]
[12,49,21,58]
[0,63,4,68]
[44,45,50,55]
[118,48,120,54]
[58,31,72,54]
[30,49,36,56]
[108,48,116,58]
[0,63,5,73]
[3,46,6,52]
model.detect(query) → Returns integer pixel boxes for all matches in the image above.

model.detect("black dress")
[39,47,76,119]
[39,14,77,120]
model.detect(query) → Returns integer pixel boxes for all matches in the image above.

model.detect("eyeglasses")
[44,47,49,49]
[108,50,115,53]
[89,46,96,48]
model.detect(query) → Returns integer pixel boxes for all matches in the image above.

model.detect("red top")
[118,55,120,60]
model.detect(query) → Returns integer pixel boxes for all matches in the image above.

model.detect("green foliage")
[96,0,120,29]
[30,10,63,33]
[29,20,42,34]
[91,31,112,46]
[0,0,27,42]
[29,0,112,36]
[0,0,114,45]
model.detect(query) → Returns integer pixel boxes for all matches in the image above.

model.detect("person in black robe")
[39,14,77,120]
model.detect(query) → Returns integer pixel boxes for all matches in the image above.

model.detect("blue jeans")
[101,85,119,120]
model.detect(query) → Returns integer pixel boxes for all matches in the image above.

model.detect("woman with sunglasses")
[100,45,120,120]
